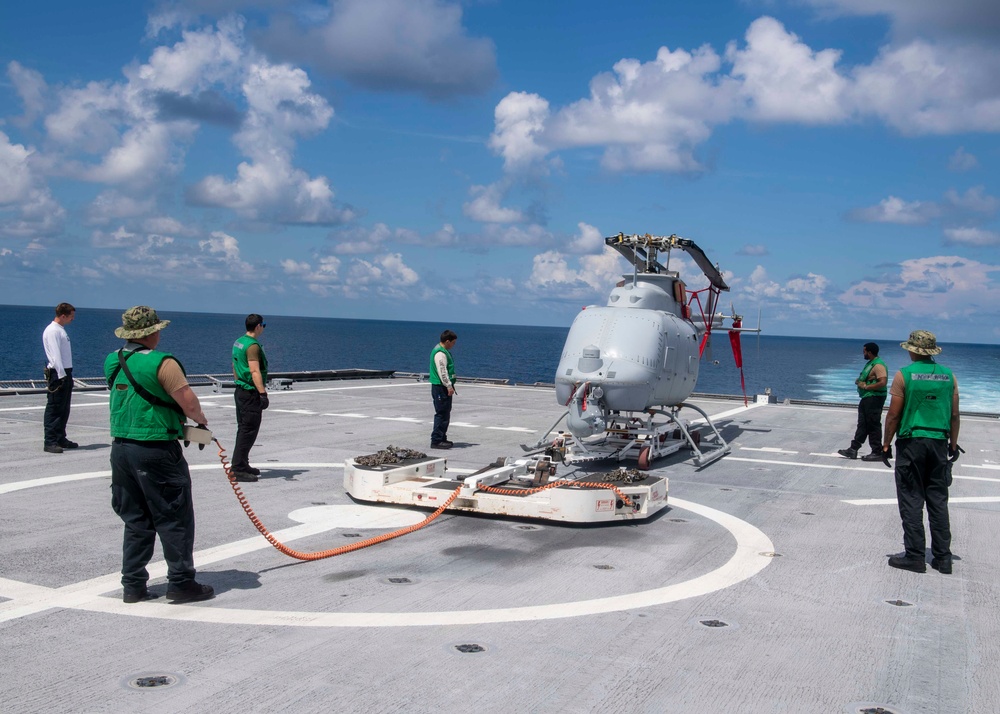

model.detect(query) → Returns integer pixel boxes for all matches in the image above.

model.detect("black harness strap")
[108,348,185,417]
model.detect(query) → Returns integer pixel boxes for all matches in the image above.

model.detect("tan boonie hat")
[900,329,942,356]
[115,306,170,339]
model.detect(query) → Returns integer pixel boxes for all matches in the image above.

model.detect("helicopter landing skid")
[548,403,730,470]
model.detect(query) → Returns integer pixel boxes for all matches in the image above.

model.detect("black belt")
[113,437,177,445]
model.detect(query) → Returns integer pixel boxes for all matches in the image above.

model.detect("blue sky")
[2,0,999,342]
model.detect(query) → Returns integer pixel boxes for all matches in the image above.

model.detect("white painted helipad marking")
[322,413,368,418]
[0,462,344,494]
[0,495,773,627]
[375,417,423,423]
[810,452,850,458]
[287,505,425,529]
[741,447,797,454]
[966,464,1000,471]
[450,422,480,428]
[271,409,317,415]
[486,426,535,433]
[844,496,1000,506]
[726,456,886,473]
[691,402,763,425]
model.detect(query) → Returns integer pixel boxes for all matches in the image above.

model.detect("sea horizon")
[6,303,1000,412]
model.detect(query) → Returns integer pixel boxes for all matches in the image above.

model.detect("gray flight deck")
[1,374,999,713]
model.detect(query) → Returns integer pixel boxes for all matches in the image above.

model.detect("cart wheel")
[692,431,701,447]
[637,445,652,470]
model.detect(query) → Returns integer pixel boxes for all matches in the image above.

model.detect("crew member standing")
[429,329,457,449]
[106,306,214,604]
[881,330,960,575]
[231,314,269,482]
[838,342,888,462]
[42,302,77,453]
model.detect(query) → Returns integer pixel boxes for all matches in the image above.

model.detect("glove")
[948,444,963,463]
[880,444,893,468]
[259,392,269,410]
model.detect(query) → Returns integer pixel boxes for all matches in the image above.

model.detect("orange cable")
[214,438,462,561]
[214,439,636,561]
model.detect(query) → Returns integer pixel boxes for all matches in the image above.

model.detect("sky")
[1,0,999,343]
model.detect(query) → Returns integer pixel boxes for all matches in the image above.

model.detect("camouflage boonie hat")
[900,329,942,356]
[114,306,170,339]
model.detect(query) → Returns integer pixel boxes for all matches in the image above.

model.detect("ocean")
[5,304,1000,413]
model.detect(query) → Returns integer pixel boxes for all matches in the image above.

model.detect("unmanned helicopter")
[531,232,760,469]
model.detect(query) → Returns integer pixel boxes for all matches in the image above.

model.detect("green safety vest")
[104,348,186,440]
[898,360,954,440]
[233,334,268,391]
[428,345,454,385]
[857,356,888,399]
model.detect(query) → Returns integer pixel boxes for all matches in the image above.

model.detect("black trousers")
[110,439,197,589]
[43,367,73,446]
[894,437,952,560]
[233,387,263,471]
[431,384,452,445]
[850,394,886,452]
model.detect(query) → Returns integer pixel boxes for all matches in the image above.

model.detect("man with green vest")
[881,330,960,575]
[429,329,457,449]
[106,306,214,604]
[232,314,269,482]
[838,342,888,462]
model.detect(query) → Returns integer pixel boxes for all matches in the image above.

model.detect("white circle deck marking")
[1,464,774,627]
[288,505,426,529]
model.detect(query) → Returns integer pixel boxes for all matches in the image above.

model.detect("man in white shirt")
[43,302,77,453]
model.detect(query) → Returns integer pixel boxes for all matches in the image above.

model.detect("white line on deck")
[726,456,887,473]
[844,496,1000,506]
[741,447,797,454]
[486,426,536,433]
[375,417,423,423]
[0,496,773,627]
[0,462,344,495]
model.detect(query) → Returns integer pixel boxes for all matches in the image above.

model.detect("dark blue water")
[5,304,999,412]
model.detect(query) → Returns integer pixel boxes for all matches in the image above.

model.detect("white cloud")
[0,131,65,238]
[7,61,48,127]
[944,186,998,214]
[525,250,627,300]
[0,131,35,205]
[852,40,1000,135]
[839,255,1000,320]
[943,227,1000,246]
[564,222,605,254]
[199,230,242,259]
[849,195,940,224]
[739,264,834,317]
[488,15,1000,176]
[948,146,979,172]
[86,191,157,225]
[727,17,849,123]
[188,58,351,224]
[462,183,527,224]
[258,0,497,99]
[737,244,769,256]
[489,92,551,172]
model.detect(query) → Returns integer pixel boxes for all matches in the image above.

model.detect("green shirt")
[857,356,888,399]
[233,334,268,392]
[428,344,454,386]
[898,359,954,439]
[104,347,186,440]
